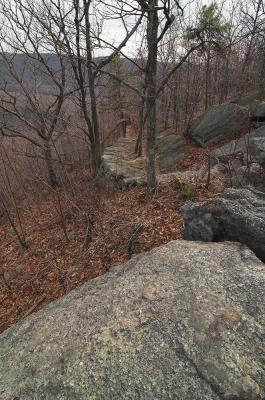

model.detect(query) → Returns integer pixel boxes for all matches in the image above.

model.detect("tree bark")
[84,0,102,175]
[120,110,127,137]
[205,49,211,111]
[258,45,265,100]
[146,0,158,193]
[89,84,102,174]
[44,141,58,189]
[135,95,145,156]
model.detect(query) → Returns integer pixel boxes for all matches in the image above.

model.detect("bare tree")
[34,0,144,175]
[131,0,182,192]
[0,0,67,188]
[240,0,265,98]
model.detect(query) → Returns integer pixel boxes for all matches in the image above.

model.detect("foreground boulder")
[188,103,249,146]
[1,240,265,400]
[181,188,265,262]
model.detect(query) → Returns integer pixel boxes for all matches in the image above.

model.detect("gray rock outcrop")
[188,103,249,146]
[211,136,249,162]
[156,134,186,170]
[249,130,265,165]
[181,188,265,262]
[100,135,187,189]
[231,163,265,190]
[211,125,265,164]
[100,137,145,183]
[0,240,265,400]
[250,100,265,121]
[230,90,261,108]
[209,126,265,190]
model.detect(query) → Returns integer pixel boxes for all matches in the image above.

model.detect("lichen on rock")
[0,240,264,399]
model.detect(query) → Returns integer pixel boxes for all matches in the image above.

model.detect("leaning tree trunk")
[146,0,158,193]
[44,141,59,189]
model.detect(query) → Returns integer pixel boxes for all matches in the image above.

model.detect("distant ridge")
[0,53,140,93]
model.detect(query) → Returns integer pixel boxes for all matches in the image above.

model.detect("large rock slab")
[230,90,261,108]
[249,129,265,165]
[0,240,265,400]
[181,188,265,262]
[188,103,249,146]
[101,137,145,179]
[100,137,146,189]
[156,134,186,170]
[101,135,187,189]
[122,165,226,190]
[230,94,265,127]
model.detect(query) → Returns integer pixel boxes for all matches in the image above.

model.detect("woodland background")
[0,0,264,331]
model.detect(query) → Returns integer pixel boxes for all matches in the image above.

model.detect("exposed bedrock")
[0,239,265,399]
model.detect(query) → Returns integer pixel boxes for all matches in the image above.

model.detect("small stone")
[67,230,76,241]
[35,249,45,257]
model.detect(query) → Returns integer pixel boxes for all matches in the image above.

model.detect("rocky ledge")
[181,188,265,262]
[0,240,264,399]
[100,135,187,189]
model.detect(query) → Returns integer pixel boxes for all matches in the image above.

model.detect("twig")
[82,213,93,249]
[22,294,46,319]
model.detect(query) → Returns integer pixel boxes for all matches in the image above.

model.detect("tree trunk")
[164,92,171,131]
[240,0,262,95]
[120,110,127,137]
[44,141,58,189]
[135,96,145,156]
[146,0,158,193]
[220,45,231,103]
[117,82,126,138]
[89,137,101,176]
[258,46,265,100]
[205,49,210,111]
[84,0,102,176]
[90,82,101,172]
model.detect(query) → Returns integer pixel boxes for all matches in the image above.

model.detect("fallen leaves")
[0,142,220,333]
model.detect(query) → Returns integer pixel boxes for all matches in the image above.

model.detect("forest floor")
[0,138,229,333]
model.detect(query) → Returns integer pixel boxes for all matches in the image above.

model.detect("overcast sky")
[93,0,215,57]
[94,10,145,57]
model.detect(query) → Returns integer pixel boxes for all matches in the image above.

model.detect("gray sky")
[94,8,145,57]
